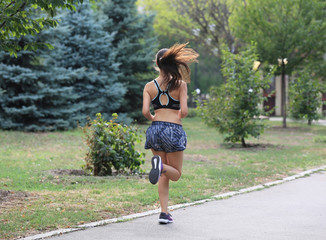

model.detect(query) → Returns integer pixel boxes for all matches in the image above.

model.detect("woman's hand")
[178,110,182,119]
[150,114,155,121]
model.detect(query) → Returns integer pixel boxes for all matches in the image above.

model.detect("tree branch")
[0,2,26,30]
[5,1,15,10]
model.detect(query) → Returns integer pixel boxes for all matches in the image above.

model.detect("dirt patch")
[221,143,285,151]
[48,169,89,176]
[0,190,37,213]
[45,169,148,185]
[267,126,308,132]
[185,154,213,163]
[0,190,30,204]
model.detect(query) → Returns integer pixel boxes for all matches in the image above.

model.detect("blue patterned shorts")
[145,121,187,153]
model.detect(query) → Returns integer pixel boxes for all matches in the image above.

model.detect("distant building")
[263,76,326,116]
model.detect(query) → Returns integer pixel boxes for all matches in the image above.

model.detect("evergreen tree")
[0,37,80,131]
[0,1,125,131]
[99,0,157,122]
[41,0,126,123]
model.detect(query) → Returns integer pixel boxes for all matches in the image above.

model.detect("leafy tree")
[99,0,157,122]
[0,0,83,56]
[231,0,326,127]
[139,0,239,53]
[289,71,324,125]
[197,44,274,147]
[138,0,234,95]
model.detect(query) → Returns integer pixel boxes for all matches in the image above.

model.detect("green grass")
[1,118,326,239]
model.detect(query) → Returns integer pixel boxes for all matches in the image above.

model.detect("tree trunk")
[308,119,312,125]
[241,137,247,148]
[281,63,287,128]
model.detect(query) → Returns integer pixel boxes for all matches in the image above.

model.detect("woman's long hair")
[156,43,199,91]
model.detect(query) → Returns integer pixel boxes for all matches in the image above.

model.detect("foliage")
[40,1,126,124]
[187,108,198,118]
[197,44,274,147]
[0,34,82,131]
[138,0,226,94]
[0,62,80,131]
[232,0,326,75]
[289,71,324,125]
[83,113,145,176]
[99,0,157,123]
[138,0,193,41]
[0,1,125,131]
[231,0,326,127]
[0,0,83,56]
[138,0,238,53]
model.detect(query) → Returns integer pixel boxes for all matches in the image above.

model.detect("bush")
[83,113,145,176]
[289,71,323,125]
[196,44,275,147]
[187,107,198,118]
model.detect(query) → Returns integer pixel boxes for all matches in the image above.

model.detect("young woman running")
[142,43,199,224]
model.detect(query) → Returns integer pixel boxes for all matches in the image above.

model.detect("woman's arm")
[178,82,188,119]
[142,84,154,121]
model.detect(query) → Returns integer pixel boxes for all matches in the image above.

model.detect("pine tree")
[0,37,80,131]
[41,0,126,123]
[99,0,157,122]
[0,1,125,131]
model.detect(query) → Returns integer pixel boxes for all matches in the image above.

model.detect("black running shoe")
[159,212,173,224]
[149,155,162,184]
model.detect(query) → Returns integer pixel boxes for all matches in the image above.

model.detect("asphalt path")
[48,171,326,240]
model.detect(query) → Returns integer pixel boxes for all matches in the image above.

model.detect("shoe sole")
[159,219,173,224]
[149,155,161,184]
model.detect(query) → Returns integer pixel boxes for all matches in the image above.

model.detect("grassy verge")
[1,118,326,239]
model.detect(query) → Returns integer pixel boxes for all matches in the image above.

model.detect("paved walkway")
[47,171,326,240]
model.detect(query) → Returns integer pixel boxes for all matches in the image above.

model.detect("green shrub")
[83,113,145,176]
[196,44,275,147]
[289,71,323,125]
[187,108,198,118]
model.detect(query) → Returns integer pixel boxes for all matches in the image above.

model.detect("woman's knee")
[171,171,182,182]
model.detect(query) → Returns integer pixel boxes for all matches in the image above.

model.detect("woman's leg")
[151,150,168,213]
[151,150,184,214]
[165,151,183,181]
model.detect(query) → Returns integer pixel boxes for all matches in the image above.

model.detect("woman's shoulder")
[145,80,155,87]
[144,80,156,91]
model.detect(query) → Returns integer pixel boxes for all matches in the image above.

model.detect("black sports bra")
[151,79,180,110]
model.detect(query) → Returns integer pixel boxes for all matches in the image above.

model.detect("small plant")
[83,113,145,176]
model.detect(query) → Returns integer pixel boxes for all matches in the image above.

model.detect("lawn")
[1,118,326,239]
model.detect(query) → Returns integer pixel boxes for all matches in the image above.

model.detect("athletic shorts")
[144,121,187,153]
